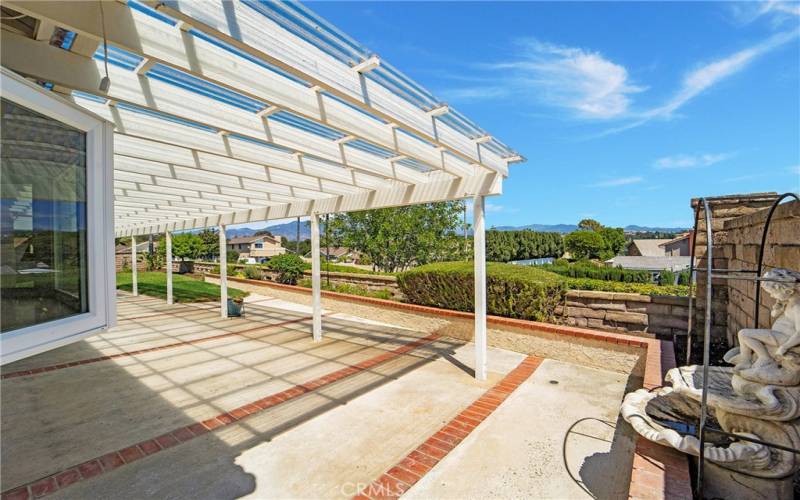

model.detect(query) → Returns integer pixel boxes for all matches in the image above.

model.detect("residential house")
[227,235,285,262]
[307,247,362,263]
[659,232,692,256]
[626,239,671,257]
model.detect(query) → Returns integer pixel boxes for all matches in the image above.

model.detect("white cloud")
[789,165,800,175]
[448,39,644,119]
[653,153,735,170]
[485,203,519,213]
[650,30,798,119]
[731,1,800,26]
[597,29,799,136]
[591,176,644,187]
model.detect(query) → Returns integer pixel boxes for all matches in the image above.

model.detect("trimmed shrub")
[563,277,689,296]
[211,263,235,275]
[297,278,394,300]
[243,265,262,280]
[266,254,305,284]
[398,262,567,322]
[542,260,652,283]
[659,269,676,286]
[398,261,691,320]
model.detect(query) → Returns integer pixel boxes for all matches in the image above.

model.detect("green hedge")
[397,261,690,321]
[397,262,567,322]
[541,260,652,283]
[563,277,689,296]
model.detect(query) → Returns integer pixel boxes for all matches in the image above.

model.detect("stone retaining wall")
[691,192,780,342]
[722,199,799,341]
[194,261,404,299]
[561,290,689,338]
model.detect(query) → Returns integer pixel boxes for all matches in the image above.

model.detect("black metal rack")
[684,192,799,497]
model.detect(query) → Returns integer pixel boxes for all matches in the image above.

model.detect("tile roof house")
[658,232,692,257]
[227,235,285,261]
[626,239,671,257]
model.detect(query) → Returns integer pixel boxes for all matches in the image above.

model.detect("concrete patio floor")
[1,292,635,499]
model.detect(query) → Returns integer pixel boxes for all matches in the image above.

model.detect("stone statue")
[621,268,800,498]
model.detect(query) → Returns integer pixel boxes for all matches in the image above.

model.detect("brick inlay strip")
[0,333,442,500]
[354,355,543,499]
[1,315,319,380]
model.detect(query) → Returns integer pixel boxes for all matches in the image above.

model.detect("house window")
[1,99,88,332]
[0,69,115,364]
[254,243,263,249]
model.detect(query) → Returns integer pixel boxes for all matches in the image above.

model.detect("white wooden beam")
[134,58,157,76]
[131,235,138,296]
[2,0,509,175]
[428,104,449,117]
[165,230,173,304]
[473,195,487,381]
[34,19,55,41]
[310,213,322,341]
[219,224,228,318]
[115,171,502,237]
[353,55,380,73]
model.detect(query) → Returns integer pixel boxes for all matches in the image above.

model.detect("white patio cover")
[1,0,524,237]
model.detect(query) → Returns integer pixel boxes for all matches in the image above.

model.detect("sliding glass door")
[1,68,115,364]
[1,98,89,332]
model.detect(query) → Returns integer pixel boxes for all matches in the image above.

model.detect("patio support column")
[131,235,138,296]
[219,224,228,318]
[310,213,322,341]
[165,230,173,305]
[473,195,487,381]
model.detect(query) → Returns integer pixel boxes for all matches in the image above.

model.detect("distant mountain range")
[225,221,313,241]
[223,221,688,241]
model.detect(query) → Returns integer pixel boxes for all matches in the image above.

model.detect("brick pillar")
[690,193,779,347]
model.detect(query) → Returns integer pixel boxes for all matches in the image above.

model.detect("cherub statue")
[724,268,800,385]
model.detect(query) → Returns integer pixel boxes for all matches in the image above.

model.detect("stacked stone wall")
[691,193,780,342]
[722,199,800,340]
[561,290,689,338]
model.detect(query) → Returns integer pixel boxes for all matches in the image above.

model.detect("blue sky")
[289,0,798,229]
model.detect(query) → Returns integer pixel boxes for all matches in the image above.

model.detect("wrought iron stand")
[684,192,799,497]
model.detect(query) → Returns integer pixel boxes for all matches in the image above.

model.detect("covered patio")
[1,0,524,379]
[1,292,635,499]
[0,2,688,499]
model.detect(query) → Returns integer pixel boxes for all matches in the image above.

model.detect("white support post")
[165,230,173,305]
[473,195,487,381]
[131,235,138,296]
[310,213,322,341]
[219,224,228,318]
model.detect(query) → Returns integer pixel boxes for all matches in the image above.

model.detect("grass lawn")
[116,272,248,303]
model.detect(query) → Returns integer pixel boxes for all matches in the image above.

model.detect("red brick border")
[354,356,543,499]
[212,274,693,499]
[0,333,442,500]
[210,274,651,348]
[1,315,320,380]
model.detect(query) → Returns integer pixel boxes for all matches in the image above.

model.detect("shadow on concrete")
[1,294,463,499]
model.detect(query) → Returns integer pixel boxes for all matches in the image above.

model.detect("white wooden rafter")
[2,0,512,176]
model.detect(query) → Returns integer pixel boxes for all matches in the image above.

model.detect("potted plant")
[227,297,244,317]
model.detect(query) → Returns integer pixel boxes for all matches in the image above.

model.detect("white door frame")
[1,67,115,364]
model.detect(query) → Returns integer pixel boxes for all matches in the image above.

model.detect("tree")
[198,228,219,260]
[564,230,607,260]
[578,219,603,232]
[327,201,465,272]
[281,236,311,256]
[254,229,273,237]
[486,230,564,262]
[157,233,203,261]
[598,227,626,259]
